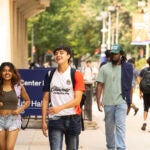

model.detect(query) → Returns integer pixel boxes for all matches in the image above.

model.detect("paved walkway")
[15,92,150,150]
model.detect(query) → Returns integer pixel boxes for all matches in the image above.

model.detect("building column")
[0,0,11,64]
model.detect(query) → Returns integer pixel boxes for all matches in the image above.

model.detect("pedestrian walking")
[82,60,93,81]
[42,45,85,150]
[100,49,111,68]
[127,58,139,116]
[96,44,133,150]
[139,57,150,131]
[0,62,30,150]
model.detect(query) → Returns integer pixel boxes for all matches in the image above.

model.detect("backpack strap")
[71,68,85,131]
[48,68,76,87]
[48,68,56,85]
[71,68,76,89]
[145,67,150,73]
[14,84,21,98]
[14,84,21,108]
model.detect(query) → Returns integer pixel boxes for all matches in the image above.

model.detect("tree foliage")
[28,0,141,62]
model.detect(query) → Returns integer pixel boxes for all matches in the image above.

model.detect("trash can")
[84,81,94,121]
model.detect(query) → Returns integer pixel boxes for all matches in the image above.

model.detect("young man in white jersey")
[42,46,85,150]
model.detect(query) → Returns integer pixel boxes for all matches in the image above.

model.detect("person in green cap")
[96,44,133,150]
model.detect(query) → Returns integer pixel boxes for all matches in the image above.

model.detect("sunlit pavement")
[15,91,150,150]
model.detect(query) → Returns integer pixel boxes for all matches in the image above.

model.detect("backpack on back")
[48,68,86,130]
[140,68,150,94]
[14,84,21,107]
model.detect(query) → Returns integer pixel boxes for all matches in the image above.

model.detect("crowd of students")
[0,44,150,150]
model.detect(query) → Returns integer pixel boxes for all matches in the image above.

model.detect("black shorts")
[143,94,150,112]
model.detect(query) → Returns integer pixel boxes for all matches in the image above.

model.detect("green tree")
[28,0,141,64]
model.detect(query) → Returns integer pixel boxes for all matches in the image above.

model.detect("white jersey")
[49,66,75,117]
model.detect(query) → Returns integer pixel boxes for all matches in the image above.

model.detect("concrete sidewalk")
[15,93,150,150]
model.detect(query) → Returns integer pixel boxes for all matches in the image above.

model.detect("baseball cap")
[110,44,123,54]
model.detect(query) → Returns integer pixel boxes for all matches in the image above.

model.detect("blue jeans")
[0,115,21,131]
[104,102,127,150]
[48,115,81,150]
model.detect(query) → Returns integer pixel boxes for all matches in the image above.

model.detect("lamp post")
[107,11,111,50]
[107,6,116,49]
[100,11,108,45]
[96,11,108,63]
[115,6,119,44]
[101,11,108,63]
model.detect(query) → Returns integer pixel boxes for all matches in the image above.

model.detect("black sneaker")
[141,123,147,131]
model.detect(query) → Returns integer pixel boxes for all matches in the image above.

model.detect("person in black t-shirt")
[139,57,150,131]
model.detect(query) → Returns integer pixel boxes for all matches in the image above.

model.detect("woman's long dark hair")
[0,62,21,95]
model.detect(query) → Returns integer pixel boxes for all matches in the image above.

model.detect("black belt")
[61,114,79,119]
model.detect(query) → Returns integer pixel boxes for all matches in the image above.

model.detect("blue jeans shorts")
[0,115,21,131]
